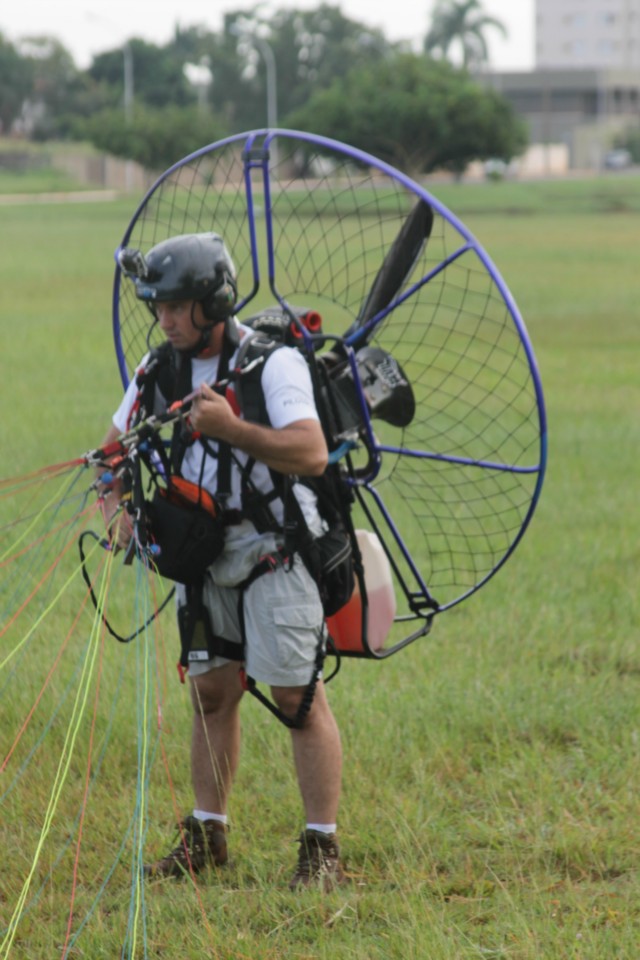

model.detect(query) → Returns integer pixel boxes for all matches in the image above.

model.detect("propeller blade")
[346,198,434,344]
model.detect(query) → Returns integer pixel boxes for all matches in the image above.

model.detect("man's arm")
[190,383,328,477]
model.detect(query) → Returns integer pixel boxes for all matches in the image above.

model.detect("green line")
[0,533,104,672]
[0,549,114,957]
[0,468,83,564]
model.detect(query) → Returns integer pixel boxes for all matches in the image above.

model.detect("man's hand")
[100,487,133,552]
[190,383,237,442]
[95,425,133,552]
[190,383,328,477]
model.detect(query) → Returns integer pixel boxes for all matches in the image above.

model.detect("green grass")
[0,138,103,194]
[1,177,639,958]
[0,167,87,194]
[431,172,640,215]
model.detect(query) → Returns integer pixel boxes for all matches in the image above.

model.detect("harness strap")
[214,332,236,504]
[177,579,245,670]
[177,548,326,729]
[176,548,292,672]
[238,546,292,590]
[170,352,194,473]
[239,637,326,731]
[142,327,329,726]
[236,549,326,730]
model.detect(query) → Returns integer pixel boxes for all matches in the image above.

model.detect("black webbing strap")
[167,326,237,484]
[177,547,326,728]
[214,330,236,505]
[170,352,195,474]
[78,530,175,643]
[236,550,327,730]
[177,579,244,669]
[240,637,326,731]
[176,549,290,672]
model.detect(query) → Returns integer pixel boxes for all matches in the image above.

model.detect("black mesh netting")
[115,131,545,620]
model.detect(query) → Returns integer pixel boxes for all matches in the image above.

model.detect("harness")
[132,316,356,728]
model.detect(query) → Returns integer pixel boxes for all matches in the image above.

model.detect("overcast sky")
[1,0,534,70]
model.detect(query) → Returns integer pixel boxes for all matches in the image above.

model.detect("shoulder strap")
[236,333,307,530]
[233,332,283,426]
[133,340,175,423]
[170,352,197,474]
[213,330,238,503]
[136,331,240,489]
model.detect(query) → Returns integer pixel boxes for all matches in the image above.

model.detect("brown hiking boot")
[144,816,228,880]
[289,829,346,892]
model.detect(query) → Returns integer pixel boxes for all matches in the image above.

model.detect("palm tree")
[424,0,507,70]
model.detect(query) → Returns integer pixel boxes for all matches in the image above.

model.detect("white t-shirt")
[113,325,323,545]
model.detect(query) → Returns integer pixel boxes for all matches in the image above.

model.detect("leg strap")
[237,551,327,730]
[177,552,326,729]
[177,580,244,669]
[239,635,326,730]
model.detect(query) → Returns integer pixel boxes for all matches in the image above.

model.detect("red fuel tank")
[326,530,396,654]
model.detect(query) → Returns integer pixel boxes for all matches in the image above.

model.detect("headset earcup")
[203,272,237,320]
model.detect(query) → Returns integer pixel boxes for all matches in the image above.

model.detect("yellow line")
[0,468,83,564]
[0,533,105,672]
[0,548,115,957]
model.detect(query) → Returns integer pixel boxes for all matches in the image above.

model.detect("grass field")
[1,171,639,959]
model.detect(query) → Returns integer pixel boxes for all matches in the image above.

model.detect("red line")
[151,600,260,960]
[157,737,219,946]
[1,569,100,773]
[0,501,98,570]
[0,459,85,492]
[60,580,109,957]
[151,610,250,960]
[0,503,101,640]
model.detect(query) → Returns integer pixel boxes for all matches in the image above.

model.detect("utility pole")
[230,20,279,167]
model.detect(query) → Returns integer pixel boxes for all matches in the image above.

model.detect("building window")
[562,13,587,28]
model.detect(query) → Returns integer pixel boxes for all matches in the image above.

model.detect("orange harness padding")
[162,476,219,517]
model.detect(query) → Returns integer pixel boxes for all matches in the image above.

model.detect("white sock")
[306,822,337,834]
[193,809,227,825]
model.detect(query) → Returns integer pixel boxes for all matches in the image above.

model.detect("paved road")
[0,190,120,204]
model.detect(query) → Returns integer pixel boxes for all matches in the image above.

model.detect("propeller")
[322,198,433,432]
[344,197,434,347]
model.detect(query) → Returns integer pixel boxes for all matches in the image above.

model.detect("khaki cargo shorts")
[175,533,325,687]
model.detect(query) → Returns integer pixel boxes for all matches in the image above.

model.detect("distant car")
[604,149,632,170]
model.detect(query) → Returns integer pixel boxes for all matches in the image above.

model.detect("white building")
[536,0,640,71]
[476,1,640,171]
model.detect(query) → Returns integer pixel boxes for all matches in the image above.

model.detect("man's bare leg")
[271,680,342,823]
[190,661,244,814]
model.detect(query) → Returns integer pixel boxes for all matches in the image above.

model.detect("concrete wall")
[51,150,154,193]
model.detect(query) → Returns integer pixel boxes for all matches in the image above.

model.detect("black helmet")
[118,232,237,321]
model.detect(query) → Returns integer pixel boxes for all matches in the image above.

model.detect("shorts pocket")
[272,604,322,672]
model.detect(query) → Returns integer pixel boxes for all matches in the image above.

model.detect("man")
[100,232,345,890]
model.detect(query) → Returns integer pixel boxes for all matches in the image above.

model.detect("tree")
[614,125,640,164]
[89,38,197,111]
[286,54,527,176]
[424,0,507,70]
[74,104,227,171]
[222,5,396,133]
[0,33,33,133]
[17,36,86,139]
